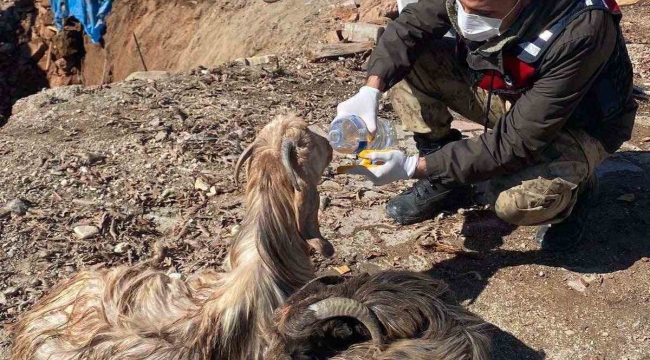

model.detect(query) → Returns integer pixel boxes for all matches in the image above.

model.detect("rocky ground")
[0,3,650,360]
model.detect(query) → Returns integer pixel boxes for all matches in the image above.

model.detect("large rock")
[359,0,399,22]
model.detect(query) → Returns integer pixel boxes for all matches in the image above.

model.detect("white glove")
[339,150,419,186]
[336,86,381,136]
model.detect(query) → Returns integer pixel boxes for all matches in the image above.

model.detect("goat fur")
[10,114,333,360]
[265,271,492,360]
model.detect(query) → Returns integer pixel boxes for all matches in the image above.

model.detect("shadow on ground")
[422,152,650,359]
[0,0,48,125]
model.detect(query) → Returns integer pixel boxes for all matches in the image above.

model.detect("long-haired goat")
[265,271,492,360]
[10,114,334,360]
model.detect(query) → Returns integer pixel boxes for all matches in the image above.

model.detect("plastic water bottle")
[328,115,397,154]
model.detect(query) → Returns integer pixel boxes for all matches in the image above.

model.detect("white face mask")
[456,0,522,42]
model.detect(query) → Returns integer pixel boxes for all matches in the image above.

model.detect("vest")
[465,0,623,103]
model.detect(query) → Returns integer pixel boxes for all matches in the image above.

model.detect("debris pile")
[312,0,397,62]
[0,55,368,345]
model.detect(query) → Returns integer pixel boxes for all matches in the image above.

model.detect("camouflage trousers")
[387,39,609,226]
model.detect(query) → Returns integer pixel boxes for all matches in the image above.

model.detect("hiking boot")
[534,173,600,251]
[386,180,471,225]
[386,129,470,225]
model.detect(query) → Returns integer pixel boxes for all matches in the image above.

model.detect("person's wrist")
[365,75,385,91]
[412,157,428,179]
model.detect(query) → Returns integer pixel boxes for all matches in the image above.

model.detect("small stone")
[538,271,546,277]
[149,119,163,127]
[0,292,6,305]
[160,188,175,199]
[642,257,649,263]
[74,225,100,240]
[567,278,588,293]
[582,274,600,284]
[601,332,609,337]
[565,330,576,336]
[195,177,210,191]
[60,179,69,186]
[319,195,330,211]
[321,180,342,190]
[207,186,218,197]
[155,131,168,142]
[366,251,386,260]
[80,152,106,166]
[3,286,20,297]
[235,55,278,67]
[113,242,130,254]
[2,198,30,216]
[617,193,636,203]
[201,75,214,84]
[30,278,42,287]
[334,265,351,275]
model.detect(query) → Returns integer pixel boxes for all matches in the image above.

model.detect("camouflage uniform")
[388,39,610,226]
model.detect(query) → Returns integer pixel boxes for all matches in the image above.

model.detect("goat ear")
[281,139,301,192]
[307,124,328,140]
[234,141,257,187]
[305,238,335,258]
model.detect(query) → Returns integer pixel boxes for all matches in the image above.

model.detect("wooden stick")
[132,32,148,71]
[101,45,108,86]
[306,42,374,62]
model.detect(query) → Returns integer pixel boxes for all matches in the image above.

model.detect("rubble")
[0,5,648,354]
[234,55,278,67]
[195,178,211,191]
[73,225,100,240]
[0,198,30,217]
[307,42,374,61]
[343,23,385,44]
[567,277,589,293]
[125,71,171,82]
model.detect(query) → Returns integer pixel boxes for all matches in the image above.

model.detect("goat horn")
[281,139,301,192]
[308,297,384,347]
[234,141,257,187]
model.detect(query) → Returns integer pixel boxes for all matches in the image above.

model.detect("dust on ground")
[1,3,650,360]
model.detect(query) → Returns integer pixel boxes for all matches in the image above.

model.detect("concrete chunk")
[343,22,384,44]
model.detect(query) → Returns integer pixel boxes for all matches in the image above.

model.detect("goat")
[10,114,334,360]
[265,271,492,360]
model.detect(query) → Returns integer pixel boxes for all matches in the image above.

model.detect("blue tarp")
[51,0,114,44]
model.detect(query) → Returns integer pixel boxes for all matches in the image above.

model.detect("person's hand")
[336,86,381,137]
[338,150,419,186]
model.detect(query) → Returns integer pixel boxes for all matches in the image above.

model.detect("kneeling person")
[337,0,637,251]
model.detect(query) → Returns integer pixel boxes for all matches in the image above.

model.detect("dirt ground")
[1,3,650,360]
[81,0,337,85]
